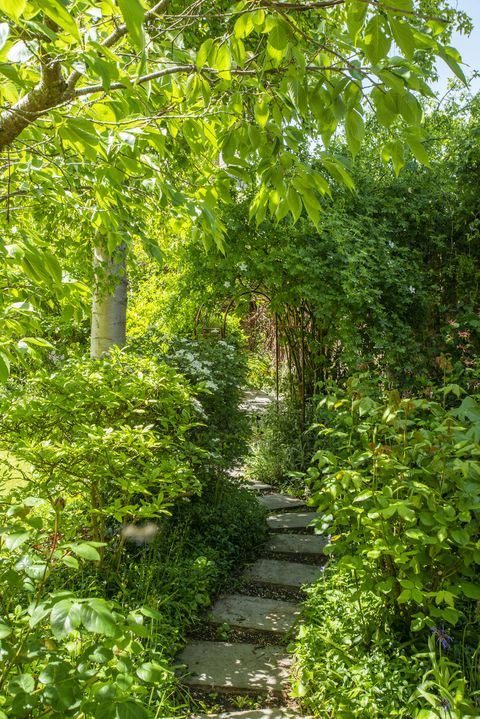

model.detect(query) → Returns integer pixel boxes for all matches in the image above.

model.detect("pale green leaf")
[36,0,80,41]
[390,18,415,59]
[0,351,10,382]
[0,0,26,20]
[117,0,145,51]
[363,16,391,65]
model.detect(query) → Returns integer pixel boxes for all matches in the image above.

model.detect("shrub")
[0,495,168,719]
[294,565,480,719]
[0,350,205,547]
[307,379,480,632]
[247,397,316,488]
[130,334,250,469]
[294,565,427,718]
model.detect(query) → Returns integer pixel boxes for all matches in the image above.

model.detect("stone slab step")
[239,391,274,415]
[210,594,300,634]
[198,710,307,718]
[267,512,318,531]
[258,494,306,511]
[241,480,274,493]
[267,533,327,556]
[178,641,291,693]
[243,559,324,590]
[226,466,245,479]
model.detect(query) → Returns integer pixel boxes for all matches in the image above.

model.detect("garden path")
[178,393,325,719]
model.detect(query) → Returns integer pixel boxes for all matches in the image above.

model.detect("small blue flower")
[430,625,453,650]
[439,696,451,713]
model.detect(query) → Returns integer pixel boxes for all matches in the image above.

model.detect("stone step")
[178,641,291,693]
[197,710,307,718]
[267,512,318,531]
[267,533,327,556]
[258,494,306,511]
[226,466,245,479]
[243,559,324,591]
[210,594,300,635]
[241,480,274,493]
[239,391,273,415]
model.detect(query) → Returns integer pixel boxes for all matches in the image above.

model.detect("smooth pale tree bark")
[90,242,127,359]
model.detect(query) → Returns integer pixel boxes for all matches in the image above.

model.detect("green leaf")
[371,88,396,127]
[397,589,412,603]
[0,620,11,638]
[117,0,145,51]
[234,12,254,39]
[136,661,167,683]
[69,543,101,561]
[61,554,79,570]
[345,108,364,156]
[390,18,415,60]
[36,0,80,41]
[115,701,148,719]
[81,599,117,636]
[213,43,231,80]
[0,351,10,382]
[382,140,405,176]
[0,0,26,20]
[4,530,29,550]
[399,92,422,125]
[301,188,321,227]
[9,674,35,693]
[404,135,430,166]
[363,16,391,65]
[254,98,269,129]
[267,22,289,65]
[450,528,470,545]
[437,46,467,84]
[346,0,368,42]
[459,581,480,599]
[381,0,413,12]
[196,38,214,69]
[322,158,355,191]
[39,661,70,685]
[286,186,302,223]
[50,599,82,639]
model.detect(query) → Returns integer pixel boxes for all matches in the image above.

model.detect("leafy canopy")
[0,0,468,236]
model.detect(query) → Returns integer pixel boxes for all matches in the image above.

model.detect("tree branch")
[74,60,353,99]
[0,58,67,153]
[74,65,195,97]
[66,0,171,93]
[259,0,344,9]
[0,0,172,153]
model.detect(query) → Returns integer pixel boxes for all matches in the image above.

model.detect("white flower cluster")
[170,344,219,392]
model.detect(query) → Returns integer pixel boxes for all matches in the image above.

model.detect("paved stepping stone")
[243,559,324,591]
[210,594,300,634]
[258,494,306,511]
[178,641,291,693]
[241,480,274,492]
[239,391,273,415]
[267,512,318,531]
[226,466,245,479]
[197,711,300,718]
[267,533,327,556]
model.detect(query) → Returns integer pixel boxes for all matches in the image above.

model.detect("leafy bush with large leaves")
[308,379,480,631]
[0,350,205,545]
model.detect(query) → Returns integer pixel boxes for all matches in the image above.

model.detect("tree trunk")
[90,241,127,359]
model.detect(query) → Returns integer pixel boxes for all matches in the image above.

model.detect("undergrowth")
[295,564,480,718]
